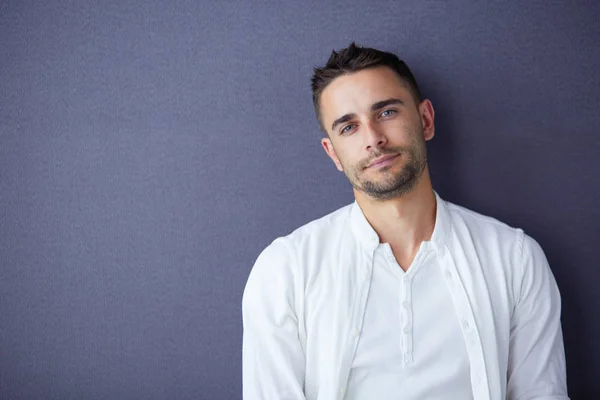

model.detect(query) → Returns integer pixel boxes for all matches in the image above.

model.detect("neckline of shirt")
[377,242,433,279]
[349,190,451,251]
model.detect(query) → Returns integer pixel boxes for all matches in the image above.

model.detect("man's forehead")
[320,67,410,122]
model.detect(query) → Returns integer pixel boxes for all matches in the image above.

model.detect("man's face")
[319,66,435,200]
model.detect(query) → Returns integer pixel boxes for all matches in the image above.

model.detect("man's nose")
[364,120,387,150]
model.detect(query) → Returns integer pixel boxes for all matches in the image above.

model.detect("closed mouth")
[367,154,399,168]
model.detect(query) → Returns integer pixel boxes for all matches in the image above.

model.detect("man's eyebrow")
[331,113,357,132]
[371,98,405,111]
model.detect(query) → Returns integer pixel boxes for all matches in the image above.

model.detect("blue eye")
[380,109,397,117]
[341,124,355,134]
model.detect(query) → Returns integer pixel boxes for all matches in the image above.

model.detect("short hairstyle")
[311,42,422,132]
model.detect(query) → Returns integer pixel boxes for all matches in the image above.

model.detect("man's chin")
[357,175,420,200]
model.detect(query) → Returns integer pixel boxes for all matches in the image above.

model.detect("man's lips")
[367,154,399,168]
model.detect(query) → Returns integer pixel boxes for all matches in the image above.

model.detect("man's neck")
[354,170,437,269]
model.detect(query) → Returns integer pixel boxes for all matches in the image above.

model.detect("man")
[242,43,568,400]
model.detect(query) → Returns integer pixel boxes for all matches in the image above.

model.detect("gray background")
[1,0,599,398]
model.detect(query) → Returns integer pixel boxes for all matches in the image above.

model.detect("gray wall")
[1,1,599,398]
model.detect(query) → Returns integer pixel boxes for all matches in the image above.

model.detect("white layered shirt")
[242,193,568,400]
[344,243,473,399]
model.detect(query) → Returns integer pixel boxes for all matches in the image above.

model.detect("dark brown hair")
[311,42,422,132]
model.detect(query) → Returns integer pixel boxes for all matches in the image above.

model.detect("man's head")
[311,42,422,131]
[311,43,435,201]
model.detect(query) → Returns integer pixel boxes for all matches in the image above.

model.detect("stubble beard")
[346,140,427,201]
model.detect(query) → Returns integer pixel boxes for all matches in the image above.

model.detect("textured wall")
[1,0,599,398]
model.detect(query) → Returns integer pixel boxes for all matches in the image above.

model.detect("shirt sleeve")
[506,232,569,400]
[242,239,306,399]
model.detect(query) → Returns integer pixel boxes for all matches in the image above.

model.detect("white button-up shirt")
[242,193,568,399]
[344,243,473,399]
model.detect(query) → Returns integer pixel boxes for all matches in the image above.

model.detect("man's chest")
[345,246,473,398]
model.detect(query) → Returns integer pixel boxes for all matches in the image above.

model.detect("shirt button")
[371,236,378,243]
[403,326,410,334]
[445,270,452,280]
[402,301,410,309]
[462,319,470,329]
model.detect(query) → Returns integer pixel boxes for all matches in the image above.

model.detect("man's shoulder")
[278,202,355,245]
[443,198,523,243]
[248,203,354,278]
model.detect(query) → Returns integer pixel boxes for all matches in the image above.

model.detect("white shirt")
[345,244,473,399]
[242,192,569,400]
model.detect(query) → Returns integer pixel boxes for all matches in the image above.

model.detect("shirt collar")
[350,191,451,251]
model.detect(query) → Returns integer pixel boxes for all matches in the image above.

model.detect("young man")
[242,43,568,400]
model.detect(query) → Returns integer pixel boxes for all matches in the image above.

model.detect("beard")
[343,136,427,201]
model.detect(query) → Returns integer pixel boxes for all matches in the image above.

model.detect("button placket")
[398,278,407,354]
[400,275,414,364]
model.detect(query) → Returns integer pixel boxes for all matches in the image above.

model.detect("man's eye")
[341,125,355,134]
[380,109,397,117]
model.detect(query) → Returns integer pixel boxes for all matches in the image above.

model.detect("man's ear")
[418,99,435,141]
[321,137,344,172]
